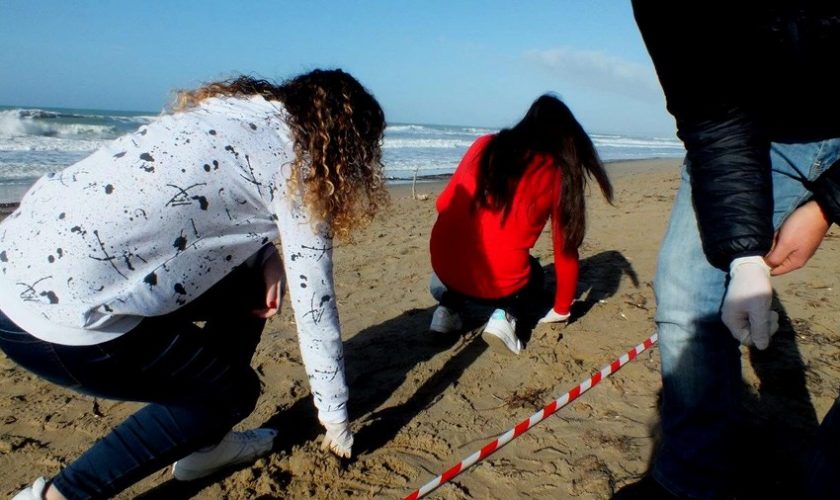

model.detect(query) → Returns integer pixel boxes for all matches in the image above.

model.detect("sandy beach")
[1,158,838,499]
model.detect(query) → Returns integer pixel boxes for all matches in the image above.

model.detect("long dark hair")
[174,70,389,242]
[475,94,613,249]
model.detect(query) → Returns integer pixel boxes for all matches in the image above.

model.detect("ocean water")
[0,105,685,202]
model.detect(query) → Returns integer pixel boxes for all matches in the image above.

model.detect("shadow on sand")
[138,250,639,498]
[617,293,820,498]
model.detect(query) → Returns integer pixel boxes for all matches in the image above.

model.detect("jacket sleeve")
[681,114,774,269]
[274,193,348,424]
[551,211,579,315]
[633,1,774,270]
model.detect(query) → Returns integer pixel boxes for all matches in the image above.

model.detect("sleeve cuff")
[729,255,770,275]
[318,406,349,425]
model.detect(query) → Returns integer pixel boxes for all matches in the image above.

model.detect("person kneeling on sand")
[1,69,389,499]
[427,95,613,354]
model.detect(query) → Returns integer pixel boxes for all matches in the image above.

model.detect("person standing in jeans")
[620,2,840,498]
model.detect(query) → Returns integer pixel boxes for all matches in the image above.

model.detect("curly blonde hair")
[174,70,389,242]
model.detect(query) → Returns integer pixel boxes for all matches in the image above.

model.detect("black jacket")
[633,1,840,269]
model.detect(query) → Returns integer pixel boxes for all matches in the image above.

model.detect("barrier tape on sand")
[405,333,658,500]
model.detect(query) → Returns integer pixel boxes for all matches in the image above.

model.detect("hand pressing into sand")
[766,200,831,276]
[252,246,285,319]
[321,419,353,458]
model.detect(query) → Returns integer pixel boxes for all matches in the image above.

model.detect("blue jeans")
[0,263,266,500]
[652,139,840,499]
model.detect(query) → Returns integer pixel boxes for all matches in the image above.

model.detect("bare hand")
[252,246,285,318]
[765,201,830,276]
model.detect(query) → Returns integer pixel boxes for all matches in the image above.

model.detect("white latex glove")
[320,419,353,458]
[721,256,779,350]
[538,308,571,323]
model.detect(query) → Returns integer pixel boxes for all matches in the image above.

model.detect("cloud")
[525,47,662,103]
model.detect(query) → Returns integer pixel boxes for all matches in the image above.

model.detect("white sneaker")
[13,477,48,500]
[429,305,462,334]
[172,428,277,481]
[482,309,522,354]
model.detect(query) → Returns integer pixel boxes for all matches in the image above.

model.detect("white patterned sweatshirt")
[0,96,348,423]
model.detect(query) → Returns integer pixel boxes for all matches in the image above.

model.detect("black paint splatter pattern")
[0,95,349,420]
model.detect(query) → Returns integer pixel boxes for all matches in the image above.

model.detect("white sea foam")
[0,109,122,140]
[0,106,684,192]
[591,134,682,149]
[0,161,63,181]
[0,134,104,152]
[383,137,475,149]
[387,123,495,136]
[387,124,428,132]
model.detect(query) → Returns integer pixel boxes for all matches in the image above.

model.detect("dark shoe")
[429,305,462,334]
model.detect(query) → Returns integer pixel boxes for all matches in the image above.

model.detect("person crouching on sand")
[428,94,613,354]
[1,69,388,499]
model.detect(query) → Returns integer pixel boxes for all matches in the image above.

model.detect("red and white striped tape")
[404,333,658,500]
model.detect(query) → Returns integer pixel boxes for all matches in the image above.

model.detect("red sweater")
[430,135,579,315]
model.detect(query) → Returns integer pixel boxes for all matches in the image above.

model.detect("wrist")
[259,244,279,266]
[808,200,831,227]
[807,199,832,227]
